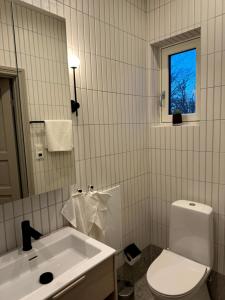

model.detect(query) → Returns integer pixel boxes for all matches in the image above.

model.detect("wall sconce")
[70,56,80,116]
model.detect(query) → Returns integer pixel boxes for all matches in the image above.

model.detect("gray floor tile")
[134,276,154,300]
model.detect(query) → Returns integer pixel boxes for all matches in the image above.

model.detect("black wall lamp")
[70,56,80,116]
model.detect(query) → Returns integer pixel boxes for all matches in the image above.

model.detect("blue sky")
[168,48,197,114]
[170,48,196,101]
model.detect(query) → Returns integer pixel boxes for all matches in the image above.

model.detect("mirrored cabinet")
[0,0,76,203]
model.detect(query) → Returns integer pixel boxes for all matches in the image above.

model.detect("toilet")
[146,200,213,300]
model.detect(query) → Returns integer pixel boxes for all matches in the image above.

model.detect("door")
[0,78,21,202]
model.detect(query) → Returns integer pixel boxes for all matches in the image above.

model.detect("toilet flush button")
[189,203,196,206]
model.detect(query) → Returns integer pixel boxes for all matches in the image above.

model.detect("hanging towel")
[61,197,77,227]
[61,192,88,234]
[84,191,111,241]
[61,196,77,228]
[61,190,111,242]
[45,120,73,152]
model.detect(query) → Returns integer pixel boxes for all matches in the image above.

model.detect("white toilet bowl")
[146,250,211,300]
[146,200,213,300]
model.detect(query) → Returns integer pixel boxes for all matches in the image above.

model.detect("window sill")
[152,121,200,128]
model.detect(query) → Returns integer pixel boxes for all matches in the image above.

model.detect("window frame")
[160,38,201,123]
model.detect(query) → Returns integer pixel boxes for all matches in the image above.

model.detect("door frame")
[0,66,34,199]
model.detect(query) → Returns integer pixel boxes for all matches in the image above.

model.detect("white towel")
[61,193,88,234]
[45,120,73,152]
[84,191,111,241]
[61,191,111,242]
[61,196,77,228]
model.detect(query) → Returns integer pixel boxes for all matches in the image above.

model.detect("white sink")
[0,227,115,300]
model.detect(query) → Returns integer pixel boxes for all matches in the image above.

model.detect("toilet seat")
[146,249,210,298]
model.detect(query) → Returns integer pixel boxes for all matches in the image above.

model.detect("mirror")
[0,0,75,202]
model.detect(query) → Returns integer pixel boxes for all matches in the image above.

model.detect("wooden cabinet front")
[50,257,115,300]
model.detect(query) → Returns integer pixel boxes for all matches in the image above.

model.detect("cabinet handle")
[52,275,86,299]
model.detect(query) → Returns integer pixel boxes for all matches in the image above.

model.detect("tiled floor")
[135,276,154,300]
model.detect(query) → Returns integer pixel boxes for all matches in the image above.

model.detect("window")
[161,38,200,122]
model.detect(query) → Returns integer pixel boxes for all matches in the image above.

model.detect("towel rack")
[29,121,45,124]
[77,185,94,193]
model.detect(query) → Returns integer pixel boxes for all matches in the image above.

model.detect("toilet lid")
[147,250,210,297]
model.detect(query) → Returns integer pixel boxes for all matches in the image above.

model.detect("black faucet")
[21,220,43,251]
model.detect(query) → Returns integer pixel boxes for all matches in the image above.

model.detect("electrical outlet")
[35,144,44,160]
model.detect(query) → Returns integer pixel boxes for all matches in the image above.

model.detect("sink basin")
[0,227,115,300]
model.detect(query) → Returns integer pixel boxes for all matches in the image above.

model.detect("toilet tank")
[169,200,213,267]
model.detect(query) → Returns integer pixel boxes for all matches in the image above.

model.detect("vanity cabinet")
[49,256,116,300]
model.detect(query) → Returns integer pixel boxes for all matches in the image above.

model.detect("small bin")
[118,280,134,300]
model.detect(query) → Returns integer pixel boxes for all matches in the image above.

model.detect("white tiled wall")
[0,0,150,257]
[0,0,16,67]
[0,187,70,254]
[147,0,225,275]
